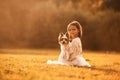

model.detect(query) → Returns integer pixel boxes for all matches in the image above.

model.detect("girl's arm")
[68,38,82,61]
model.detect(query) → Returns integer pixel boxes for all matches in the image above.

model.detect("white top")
[70,37,82,55]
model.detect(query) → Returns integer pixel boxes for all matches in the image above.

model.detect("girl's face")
[67,25,79,39]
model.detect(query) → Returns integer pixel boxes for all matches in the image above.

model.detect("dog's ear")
[59,32,64,36]
[65,32,69,38]
[58,32,64,41]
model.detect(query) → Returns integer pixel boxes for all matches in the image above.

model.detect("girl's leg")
[75,56,91,67]
[47,60,68,65]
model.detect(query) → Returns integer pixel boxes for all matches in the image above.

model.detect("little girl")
[47,21,91,67]
[67,21,91,67]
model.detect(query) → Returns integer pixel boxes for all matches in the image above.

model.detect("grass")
[0,49,120,80]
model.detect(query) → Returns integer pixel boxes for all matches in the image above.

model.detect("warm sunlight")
[0,0,120,80]
[0,0,119,51]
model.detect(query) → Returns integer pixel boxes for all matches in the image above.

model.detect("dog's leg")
[65,52,69,60]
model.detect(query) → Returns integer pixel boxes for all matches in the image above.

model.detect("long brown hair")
[67,21,82,38]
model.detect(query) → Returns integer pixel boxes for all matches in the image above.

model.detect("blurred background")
[0,0,120,51]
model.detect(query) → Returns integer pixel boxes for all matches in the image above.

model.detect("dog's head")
[58,32,69,45]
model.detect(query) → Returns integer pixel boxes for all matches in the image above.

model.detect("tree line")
[0,0,120,51]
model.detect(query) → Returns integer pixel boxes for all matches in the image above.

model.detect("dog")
[47,32,72,65]
[58,32,72,62]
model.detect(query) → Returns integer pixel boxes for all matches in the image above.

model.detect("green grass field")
[0,49,120,80]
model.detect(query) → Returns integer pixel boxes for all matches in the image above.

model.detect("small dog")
[47,32,72,65]
[58,32,71,61]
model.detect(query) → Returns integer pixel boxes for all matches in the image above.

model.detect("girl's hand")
[69,34,74,40]
[68,53,76,61]
[68,57,75,61]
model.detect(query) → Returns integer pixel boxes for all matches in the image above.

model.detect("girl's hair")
[67,21,82,38]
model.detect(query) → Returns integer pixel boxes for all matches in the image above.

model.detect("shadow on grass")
[76,66,119,74]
